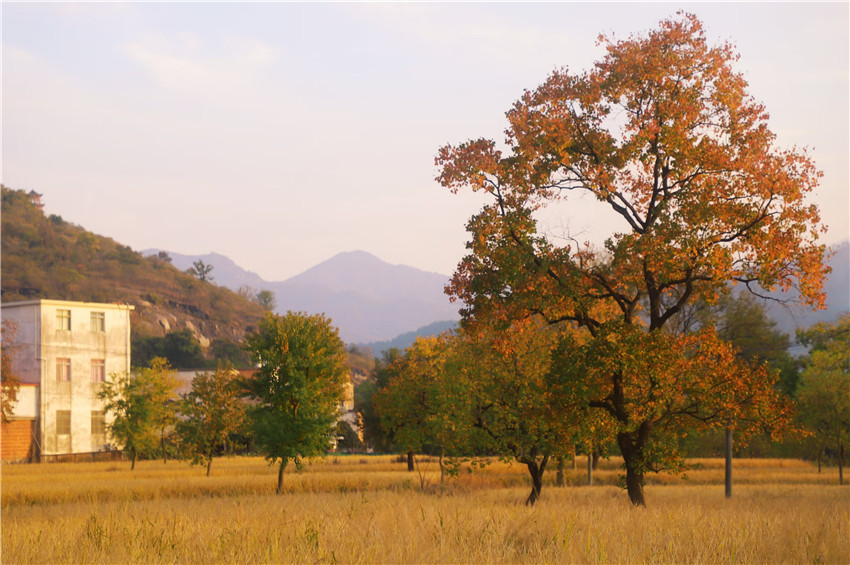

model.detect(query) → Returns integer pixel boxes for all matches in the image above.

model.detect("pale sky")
[3,2,848,282]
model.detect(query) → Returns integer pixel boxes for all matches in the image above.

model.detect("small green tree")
[796,314,850,484]
[357,348,402,455]
[209,338,252,368]
[374,335,476,488]
[333,420,363,452]
[188,259,214,282]
[177,365,246,476]
[453,319,590,505]
[97,358,179,470]
[244,312,348,493]
[133,329,207,369]
[255,289,277,312]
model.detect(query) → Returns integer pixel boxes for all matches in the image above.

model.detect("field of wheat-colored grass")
[2,455,847,564]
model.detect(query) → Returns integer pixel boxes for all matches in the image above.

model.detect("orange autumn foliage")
[436,13,826,506]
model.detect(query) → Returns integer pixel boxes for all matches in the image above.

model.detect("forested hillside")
[1,187,265,346]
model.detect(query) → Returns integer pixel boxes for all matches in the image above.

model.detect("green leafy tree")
[177,365,246,476]
[97,358,179,470]
[244,312,348,493]
[452,319,590,505]
[436,13,825,506]
[209,338,252,368]
[375,335,477,487]
[796,314,850,484]
[188,259,214,282]
[133,329,207,369]
[255,289,277,312]
[161,330,207,368]
[333,420,363,452]
[356,348,401,455]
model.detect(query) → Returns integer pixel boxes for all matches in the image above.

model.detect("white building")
[1,299,133,461]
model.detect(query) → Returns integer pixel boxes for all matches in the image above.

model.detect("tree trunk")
[839,442,845,486]
[624,465,646,507]
[818,448,822,473]
[725,427,733,498]
[277,461,286,494]
[206,457,213,477]
[571,448,577,470]
[556,456,565,487]
[407,451,415,472]
[617,427,649,507]
[131,450,137,471]
[524,456,549,506]
[587,453,593,486]
[439,450,445,484]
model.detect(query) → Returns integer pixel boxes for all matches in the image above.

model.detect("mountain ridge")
[143,248,461,344]
[146,242,848,343]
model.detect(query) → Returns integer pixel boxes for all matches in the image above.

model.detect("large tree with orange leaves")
[436,13,826,506]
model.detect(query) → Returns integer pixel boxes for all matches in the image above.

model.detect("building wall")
[1,300,133,456]
[5,383,39,419]
[0,419,37,462]
[2,304,42,385]
[342,378,355,412]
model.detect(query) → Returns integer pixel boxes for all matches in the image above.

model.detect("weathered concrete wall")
[2,303,42,385]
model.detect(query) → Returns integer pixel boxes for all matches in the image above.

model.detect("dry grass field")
[2,455,847,564]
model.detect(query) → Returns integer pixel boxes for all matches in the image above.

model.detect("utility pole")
[725,426,733,498]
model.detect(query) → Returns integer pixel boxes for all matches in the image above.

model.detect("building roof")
[1,299,135,311]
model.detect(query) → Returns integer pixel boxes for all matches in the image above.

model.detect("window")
[91,359,105,383]
[56,410,71,435]
[91,411,105,436]
[56,358,71,382]
[90,311,105,333]
[57,309,71,331]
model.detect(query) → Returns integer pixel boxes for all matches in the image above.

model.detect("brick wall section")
[1,419,36,462]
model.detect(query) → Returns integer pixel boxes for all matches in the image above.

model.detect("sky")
[3,2,848,282]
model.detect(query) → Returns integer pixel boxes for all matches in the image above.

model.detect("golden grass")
[2,455,848,564]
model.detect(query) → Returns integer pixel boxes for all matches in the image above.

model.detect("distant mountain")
[143,249,461,344]
[141,250,269,291]
[763,240,849,338]
[362,320,458,356]
[272,251,459,343]
[144,240,849,346]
